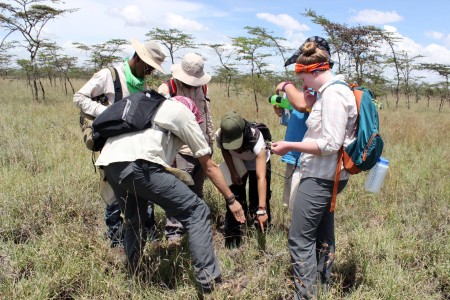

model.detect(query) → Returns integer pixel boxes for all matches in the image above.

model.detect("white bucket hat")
[131,38,166,74]
[171,53,211,86]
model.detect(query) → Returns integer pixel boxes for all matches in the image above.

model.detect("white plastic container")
[365,157,389,193]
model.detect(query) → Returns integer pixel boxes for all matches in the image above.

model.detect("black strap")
[109,67,122,102]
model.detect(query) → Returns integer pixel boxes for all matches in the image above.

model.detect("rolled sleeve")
[73,69,114,117]
[155,101,211,158]
[317,90,349,156]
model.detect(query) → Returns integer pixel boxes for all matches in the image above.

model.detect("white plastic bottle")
[365,157,389,193]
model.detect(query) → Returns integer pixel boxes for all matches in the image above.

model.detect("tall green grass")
[0,79,448,299]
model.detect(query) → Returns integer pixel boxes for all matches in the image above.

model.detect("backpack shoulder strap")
[165,79,177,97]
[107,67,122,102]
[202,84,210,101]
[327,80,353,213]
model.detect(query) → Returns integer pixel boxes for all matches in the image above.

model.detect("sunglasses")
[144,64,154,73]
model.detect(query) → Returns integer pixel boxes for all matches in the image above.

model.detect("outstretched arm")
[198,155,245,223]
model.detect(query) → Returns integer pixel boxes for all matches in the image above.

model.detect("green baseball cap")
[220,111,245,150]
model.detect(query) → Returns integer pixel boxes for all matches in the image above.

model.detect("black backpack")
[91,90,166,151]
[250,122,272,142]
[79,67,122,151]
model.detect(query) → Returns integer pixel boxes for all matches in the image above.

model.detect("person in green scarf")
[74,38,166,248]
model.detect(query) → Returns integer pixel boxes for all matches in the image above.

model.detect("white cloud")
[256,13,309,32]
[445,34,450,48]
[376,25,450,82]
[425,31,444,40]
[350,10,403,25]
[166,13,208,31]
[383,25,398,33]
[114,5,149,26]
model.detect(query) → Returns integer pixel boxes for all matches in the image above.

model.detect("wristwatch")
[256,209,267,216]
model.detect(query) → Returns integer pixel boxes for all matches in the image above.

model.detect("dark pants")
[105,201,155,247]
[289,177,347,300]
[165,153,206,240]
[224,161,272,247]
[104,160,220,290]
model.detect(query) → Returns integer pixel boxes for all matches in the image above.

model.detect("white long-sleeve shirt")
[73,64,130,117]
[300,75,357,181]
[95,99,211,169]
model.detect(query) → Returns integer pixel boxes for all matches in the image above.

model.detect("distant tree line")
[0,1,449,111]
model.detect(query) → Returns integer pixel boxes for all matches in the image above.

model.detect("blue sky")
[38,0,450,80]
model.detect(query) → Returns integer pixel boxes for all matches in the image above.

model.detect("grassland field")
[0,78,448,300]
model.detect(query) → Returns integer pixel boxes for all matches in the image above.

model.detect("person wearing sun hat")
[215,111,272,248]
[158,52,214,243]
[74,38,166,248]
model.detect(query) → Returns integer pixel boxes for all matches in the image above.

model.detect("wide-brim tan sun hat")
[171,53,211,86]
[131,38,166,74]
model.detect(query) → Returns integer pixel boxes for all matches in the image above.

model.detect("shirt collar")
[318,74,345,94]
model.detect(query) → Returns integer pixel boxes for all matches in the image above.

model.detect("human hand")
[228,201,246,223]
[303,85,317,108]
[272,105,283,117]
[256,214,268,233]
[271,141,290,156]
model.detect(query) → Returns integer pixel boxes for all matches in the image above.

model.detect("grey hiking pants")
[289,177,347,300]
[164,153,206,239]
[104,159,221,290]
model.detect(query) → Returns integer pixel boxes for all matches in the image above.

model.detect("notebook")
[219,156,248,186]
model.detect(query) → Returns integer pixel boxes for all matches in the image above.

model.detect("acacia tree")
[146,28,196,64]
[203,43,237,98]
[0,0,77,101]
[0,40,15,77]
[73,38,128,71]
[245,26,291,77]
[232,35,270,112]
[378,30,404,107]
[420,63,450,112]
[304,10,385,87]
[395,52,422,109]
[39,42,76,94]
[304,10,345,73]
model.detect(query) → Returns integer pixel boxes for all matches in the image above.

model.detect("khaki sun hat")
[220,111,245,150]
[131,38,166,74]
[171,53,211,86]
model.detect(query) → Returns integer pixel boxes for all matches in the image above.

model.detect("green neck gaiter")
[124,59,145,94]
